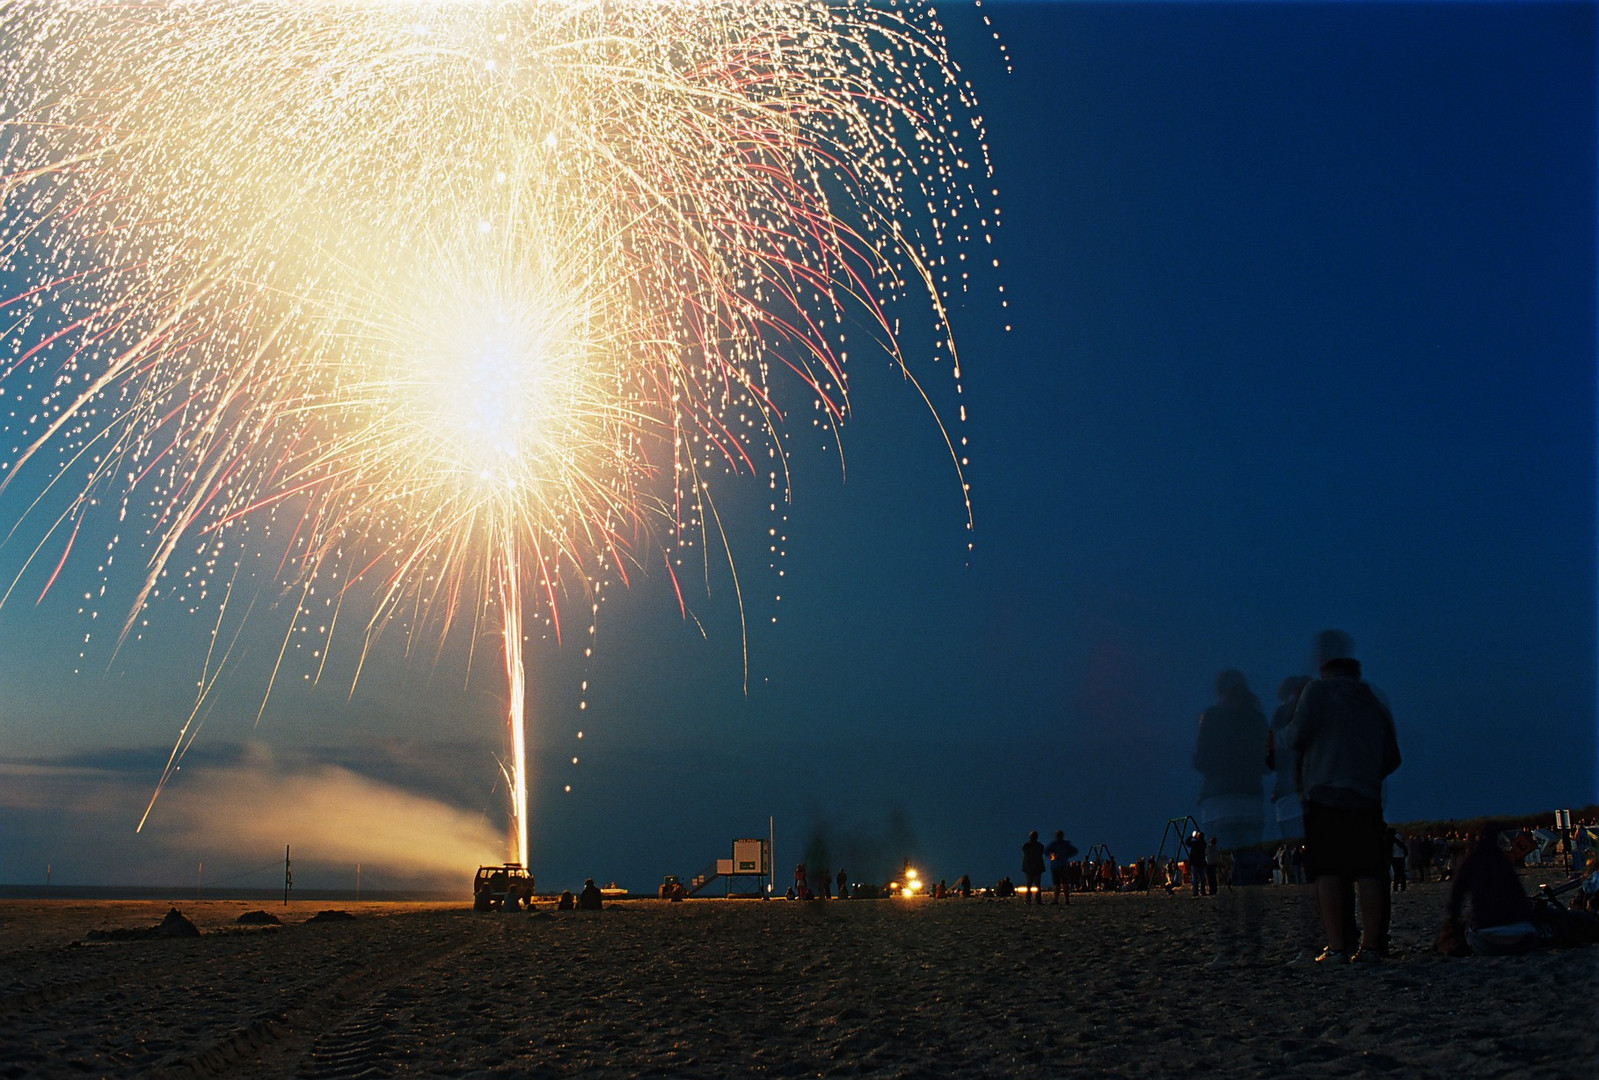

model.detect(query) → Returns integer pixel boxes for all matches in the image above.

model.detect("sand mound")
[305,909,356,923]
[84,906,200,942]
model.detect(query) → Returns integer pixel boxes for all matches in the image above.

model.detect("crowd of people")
[746,632,1599,962]
[987,629,1599,962]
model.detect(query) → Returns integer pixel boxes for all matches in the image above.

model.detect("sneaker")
[1313,947,1351,965]
[1350,949,1382,965]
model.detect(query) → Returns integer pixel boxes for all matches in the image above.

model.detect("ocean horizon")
[0,884,459,903]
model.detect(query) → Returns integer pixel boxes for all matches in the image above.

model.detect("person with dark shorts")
[1045,830,1078,905]
[1287,636,1401,964]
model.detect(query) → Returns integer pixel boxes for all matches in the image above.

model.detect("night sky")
[1,1,1594,895]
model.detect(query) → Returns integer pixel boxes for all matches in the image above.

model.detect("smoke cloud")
[149,744,504,882]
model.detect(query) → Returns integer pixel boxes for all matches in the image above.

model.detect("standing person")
[836,868,849,899]
[1045,830,1078,905]
[1021,831,1046,904]
[1193,669,1270,852]
[1266,676,1312,840]
[1205,835,1221,895]
[1286,636,1401,964]
[1407,835,1430,884]
[1186,829,1208,896]
[1390,829,1408,892]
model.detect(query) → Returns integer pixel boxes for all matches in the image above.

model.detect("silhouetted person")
[577,878,604,910]
[836,868,849,899]
[1390,828,1408,892]
[1443,823,1537,954]
[1287,639,1400,963]
[1021,831,1046,904]
[1187,829,1208,896]
[1269,674,1320,963]
[1193,669,1269,852]
[1266,675,1312,840]
[1045,831,1078,905]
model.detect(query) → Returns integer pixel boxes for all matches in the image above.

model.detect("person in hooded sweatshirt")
[1286,637,1400,963]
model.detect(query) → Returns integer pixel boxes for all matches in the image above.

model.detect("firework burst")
[0,0,993,867]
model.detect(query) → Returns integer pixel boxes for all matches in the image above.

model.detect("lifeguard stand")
[689,838,770,897]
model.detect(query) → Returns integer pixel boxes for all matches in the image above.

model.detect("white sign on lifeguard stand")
[732,838,767,875]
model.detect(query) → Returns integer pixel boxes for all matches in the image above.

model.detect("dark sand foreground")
[1,879,1595,1079]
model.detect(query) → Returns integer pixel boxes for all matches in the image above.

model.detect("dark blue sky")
[1,1,1594,893]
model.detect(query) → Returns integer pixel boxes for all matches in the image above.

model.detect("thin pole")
[284,845,292,907]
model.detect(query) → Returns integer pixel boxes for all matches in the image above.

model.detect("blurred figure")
[1287,637,1401,963]
[1193,669,1269,852]
[1266,675,1312,840]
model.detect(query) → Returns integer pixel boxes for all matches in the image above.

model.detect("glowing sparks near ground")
[0,1,992,869]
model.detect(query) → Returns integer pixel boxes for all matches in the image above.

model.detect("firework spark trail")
[0,1,993,869]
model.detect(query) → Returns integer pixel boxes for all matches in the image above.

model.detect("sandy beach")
[1,879,1594,1079]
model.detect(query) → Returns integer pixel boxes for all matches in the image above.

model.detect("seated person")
[557,890,575,911]
[1443,823,1537,955]
[577,878,604,911]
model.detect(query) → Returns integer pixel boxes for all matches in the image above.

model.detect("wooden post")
[283,845,292,907]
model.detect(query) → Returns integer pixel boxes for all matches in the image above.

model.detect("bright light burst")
[0,0,994,867]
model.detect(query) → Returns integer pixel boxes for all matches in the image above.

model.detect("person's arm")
[1380,707,1401,778]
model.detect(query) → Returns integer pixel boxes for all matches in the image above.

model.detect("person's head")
[1473,822,1504,852]
[1214,668,1250,702]
[1054,830,1065,840]
[1028,830,1039,841]
[584,877,595,887]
